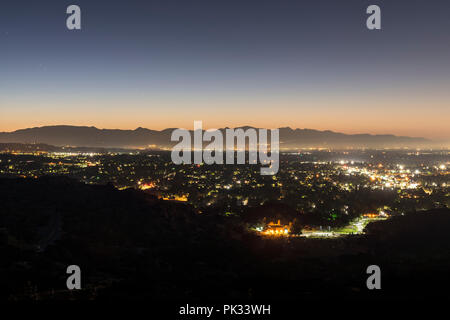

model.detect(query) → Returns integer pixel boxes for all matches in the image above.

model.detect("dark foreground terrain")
[1,177,450,302]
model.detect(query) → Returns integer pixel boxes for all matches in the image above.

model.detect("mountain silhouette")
[0,125,430,149]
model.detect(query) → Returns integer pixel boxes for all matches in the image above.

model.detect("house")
[262,220,292,236]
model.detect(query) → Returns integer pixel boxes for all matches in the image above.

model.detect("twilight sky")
[1,0,449,139]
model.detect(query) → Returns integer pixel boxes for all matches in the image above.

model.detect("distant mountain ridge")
[0,125,431,149]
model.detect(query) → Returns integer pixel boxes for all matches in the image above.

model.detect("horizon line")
[1,124,433,141]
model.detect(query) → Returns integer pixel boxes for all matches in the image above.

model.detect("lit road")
[301,216,387,238]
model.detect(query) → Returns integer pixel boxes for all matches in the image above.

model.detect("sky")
[1,0,449,139]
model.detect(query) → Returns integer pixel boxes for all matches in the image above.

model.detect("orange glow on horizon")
[1,93,450,140]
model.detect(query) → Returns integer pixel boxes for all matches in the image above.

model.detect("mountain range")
[0,125,433,149]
